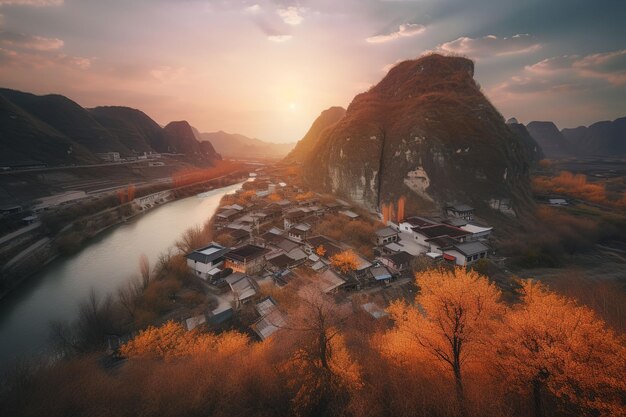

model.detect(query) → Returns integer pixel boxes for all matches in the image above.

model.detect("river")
[0,182,243,372]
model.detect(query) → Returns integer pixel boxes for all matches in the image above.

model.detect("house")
[221,227,250,244]
[186,243,230,280]
[252,309,286,340]
[317,269,346,293]
[382,241,404,254]
[284,209,306,229]
[445,204,475,221]
[225,272,257,304]
[381,251,414,272]
[549,198,568,206]
[224,244,269,275]
[185,314,207,331]
[288,223,311,242]
[460,223,493,241]
[216,208,240,224]
[96,152,121,162]
[370,265,393,283]
[443,241,489,266]
[398,216,436,233]
[267,253,297,271]
[305,235,343,259]
[375,226,399,246]
[412,223,470,248]
[340,210,360,220]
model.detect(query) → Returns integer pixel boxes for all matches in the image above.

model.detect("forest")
[1,268,624,417]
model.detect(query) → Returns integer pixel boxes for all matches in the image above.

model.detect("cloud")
[0,0,63,5]
[244,4,260,14]
[491,49,626,98]
[366,23,425,44]
[277,6,304,25]
[267,34,292,43]
[528,50,626,85]
[0,46,90,69]
[438,34,540,58]
[0,30,63,50]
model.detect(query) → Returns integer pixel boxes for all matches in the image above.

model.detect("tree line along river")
[0,182,243,372]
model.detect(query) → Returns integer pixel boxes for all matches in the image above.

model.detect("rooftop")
[371,265,393,281]
[447,204,474,212]
[403,216,436,227]
[375,226,398,238]
[186,243,230,264]
[225,244,268,262]
[416,224,470,239]
[451,241,489,256]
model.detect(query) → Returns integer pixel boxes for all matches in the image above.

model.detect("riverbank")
[0,172,248,301]
[0,181,248,370]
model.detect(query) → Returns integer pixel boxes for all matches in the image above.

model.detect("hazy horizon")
[1,0,624,143]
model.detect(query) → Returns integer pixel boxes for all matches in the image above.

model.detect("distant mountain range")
[293,54,535,215]
[0,88,291,167]
[508,117,626,158]
[196,130,294,160]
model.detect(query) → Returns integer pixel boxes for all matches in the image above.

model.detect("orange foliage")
[532,171,625,208]
[496,280,626,416]
[171,160,242,188]
[294,191,316,202]
[315,245,326,257]
[396,196,406,223]
[383,268,503,405]
[120,321,249,359]
[268,193,282,202]
[330,250,359,274]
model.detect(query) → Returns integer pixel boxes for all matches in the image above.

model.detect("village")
[179,168,494,341]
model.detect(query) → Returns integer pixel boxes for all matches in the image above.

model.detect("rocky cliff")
[301,54,534,216]
[286,106,346,162]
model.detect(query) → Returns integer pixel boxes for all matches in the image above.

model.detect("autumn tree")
[496,280,626,417]
[281,289,362,417]
[384,268,503,412]
[175,225,210,254]
[121,321,249,359]
[330,250,359,274]
[316,245,327,257]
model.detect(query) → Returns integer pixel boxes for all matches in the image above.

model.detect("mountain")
[525,121,573,158]
[0,88,221,165]
[300,54,534,216]
[561,117,626,156]
[198,131,294,159]
[506,118,544,164]
[0,88,132,155]
[0,92,98,166]
[286,106,346,162]
[89,106,167,154]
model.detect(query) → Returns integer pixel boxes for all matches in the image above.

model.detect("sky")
[0,0,624,143]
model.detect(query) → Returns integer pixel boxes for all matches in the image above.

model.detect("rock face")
[561,117,626,156]
[525,121,573,158]
[286,106,346,162]
[163,121,221,160]
[507,121,544,164]
[301,54,533,215]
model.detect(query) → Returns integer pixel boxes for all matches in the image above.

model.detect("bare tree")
[139,253,150,288]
